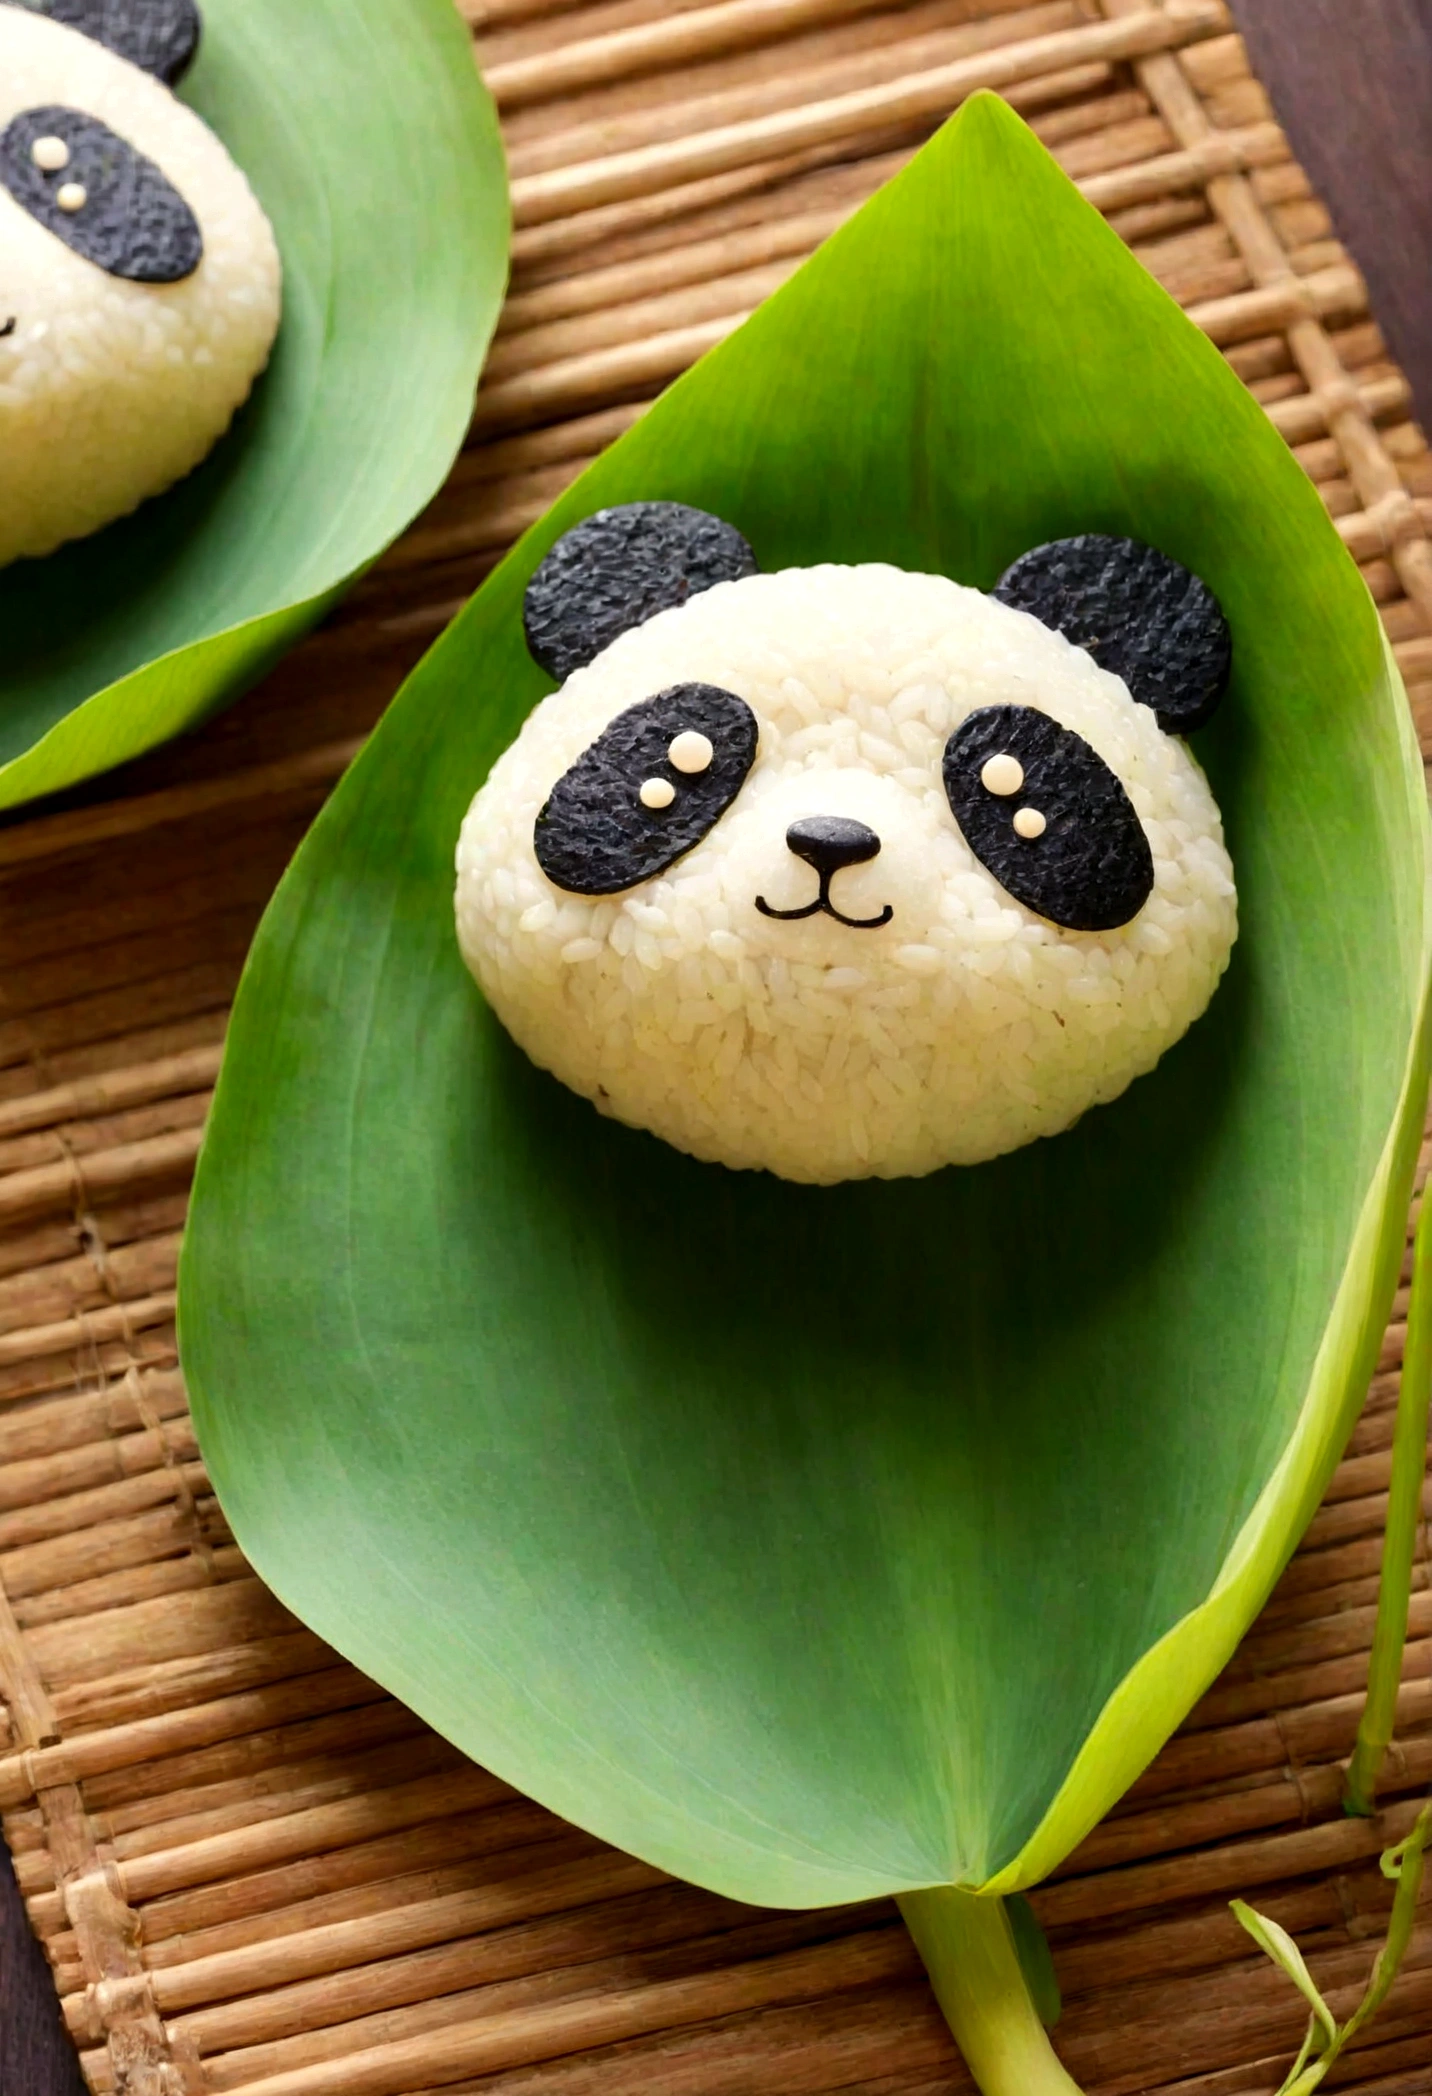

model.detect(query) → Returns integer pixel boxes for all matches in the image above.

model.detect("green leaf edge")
[0,0,508,815]
[989,639,1432,1893]
[0,584,341,812]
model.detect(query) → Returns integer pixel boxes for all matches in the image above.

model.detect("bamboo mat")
[1,1,1431,2090]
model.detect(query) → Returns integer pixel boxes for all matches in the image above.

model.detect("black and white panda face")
[0,0,280,566]
[455,506,1238,1185]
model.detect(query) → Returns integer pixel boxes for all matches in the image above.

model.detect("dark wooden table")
[3,4,1430,2090]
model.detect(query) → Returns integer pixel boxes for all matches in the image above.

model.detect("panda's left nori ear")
[523,501,758,683]
[14,0,202,85]
[992,533,1231,734]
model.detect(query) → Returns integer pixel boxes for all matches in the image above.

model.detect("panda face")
[455,512,1238,1185]
[0,1,280,566]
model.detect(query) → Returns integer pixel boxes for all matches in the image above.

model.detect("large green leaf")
[181,90,1430,1952]
[0,0,507,810]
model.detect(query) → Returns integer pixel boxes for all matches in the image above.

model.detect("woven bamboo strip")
[506,147,835,273]
[80,1701,425,1816]
[0,1331,177,1418]
[480,0,1047,78]
[142,1852,669,2015]
[402,1996,956,2096]
[1129,1677,1432,1800]
[49,1628,338,1736]
[500,2,1093,174]
[97,1735,466,1863]
[0,1253,181,1353]
[0,1509,215,1601]
[27,1587,295,1696]
[1059,1966,1432,2096]
[0,1668,388,1809]
[0,1129,205,1233]
[0,1047,222,1144]
[0,1461,209,1558]
[0,1294,174,1372]
[1228,1587,1432,1676]
[1070,1738,1432,1878]
[0,740,362,875]
[0,1417,199,1514]
[109,1770,517,1905]
[0,1097,210,1188]
[163,1880,766,2059]
[507,3,1223,224]
[101,1986,960,2096]
[485,0,893,107]
[0,1369,187,1463]
[2,856,289,988]
[194,1929,912,2096]
[1034,1796,1428,1930]
[0,964,242,1075]
[12,1548,250,1634]
[132,1816,589,1945]
[1066,1940,1432,2061]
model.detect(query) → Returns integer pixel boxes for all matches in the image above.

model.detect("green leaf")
[0,0,507,811]
[180,96,1432,1925]
[1231,1902,1337,2053]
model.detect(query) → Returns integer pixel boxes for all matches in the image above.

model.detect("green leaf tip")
[936,85,1073,166]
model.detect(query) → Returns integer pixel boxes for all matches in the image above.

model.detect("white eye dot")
[1013,806,1047,840]
[56,182,88,213]
[668,731,714,775]
[31,136,70,173]
[639,778,676,810]
[981,753,1024,796]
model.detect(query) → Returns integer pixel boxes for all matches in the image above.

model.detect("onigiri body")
[0,7,280,566]
[457,559,1238,1184]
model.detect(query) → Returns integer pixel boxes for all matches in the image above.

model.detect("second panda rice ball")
[0,9,281,566]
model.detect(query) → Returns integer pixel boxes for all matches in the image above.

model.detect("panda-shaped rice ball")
[0,0,280,566]
[456,511,1239,1184]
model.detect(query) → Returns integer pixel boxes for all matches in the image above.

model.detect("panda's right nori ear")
[992,533,1231,735]
[523,501,758,684]
[16,0,202,86]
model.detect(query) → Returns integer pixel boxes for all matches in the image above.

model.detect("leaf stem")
[1344,1179,1432,1817]
[898,1888,1084,2096]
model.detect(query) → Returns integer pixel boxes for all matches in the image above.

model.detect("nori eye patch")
[2,0,202,85]
[992,533,1231,734]
[944,704,1154,932]
[524,502,758,684]
[0,105,202,282]
[535,683,758,896]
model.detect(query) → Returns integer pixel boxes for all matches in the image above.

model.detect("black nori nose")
[785,816,882,878]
